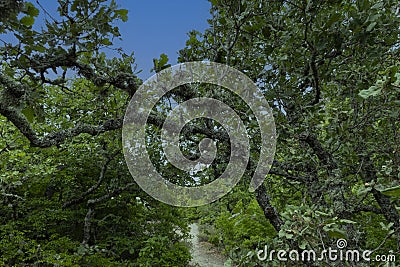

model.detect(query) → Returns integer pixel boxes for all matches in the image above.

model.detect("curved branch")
[63,152,117,208]
[0,104,123,148]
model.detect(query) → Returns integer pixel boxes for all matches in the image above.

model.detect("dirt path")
[189,223,227,267]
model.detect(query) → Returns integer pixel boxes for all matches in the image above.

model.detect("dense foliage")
[0,0,191,266]
[183,0,400,265]
[0,0,399,266]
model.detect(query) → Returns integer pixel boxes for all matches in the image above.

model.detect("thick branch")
[23,48,138,95]
[361,155,400,248]
[255,183,283,232]
[0,104,123,148]
[87,182,137,206]
[63,153,117,208]
[309,51,320,105]
[81,182,138,245]
[82,207,94,245]
[299,132,337,169]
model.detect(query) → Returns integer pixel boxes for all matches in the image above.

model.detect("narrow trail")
[189,223,227,267]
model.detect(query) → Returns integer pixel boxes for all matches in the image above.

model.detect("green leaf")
[380,222,394,231]
[152,54,171,72]
[379,185,400,197]
[101,38,112,46]
[359,85,382,98]
[159,53,169,66]
[20,16,35,27]
[285,232,294,239]
[326,13,341,28]
[210,0,218,5]
[22,107,35,123]
[315,211,329,216]
[115,9,128,22]
[325,229,347,239]
[371,2,384,9]
[32,45,46,53]
[356,186,372,196]
[367,14,380,22]
[366,22,377,32]
[299,240,308,250]
[25,2,39,17]
[278,230,293,239]
[339,219,357,224]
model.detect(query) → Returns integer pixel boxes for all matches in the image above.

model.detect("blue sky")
[115,0,211,79]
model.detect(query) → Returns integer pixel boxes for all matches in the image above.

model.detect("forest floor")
[189,223,228,267]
